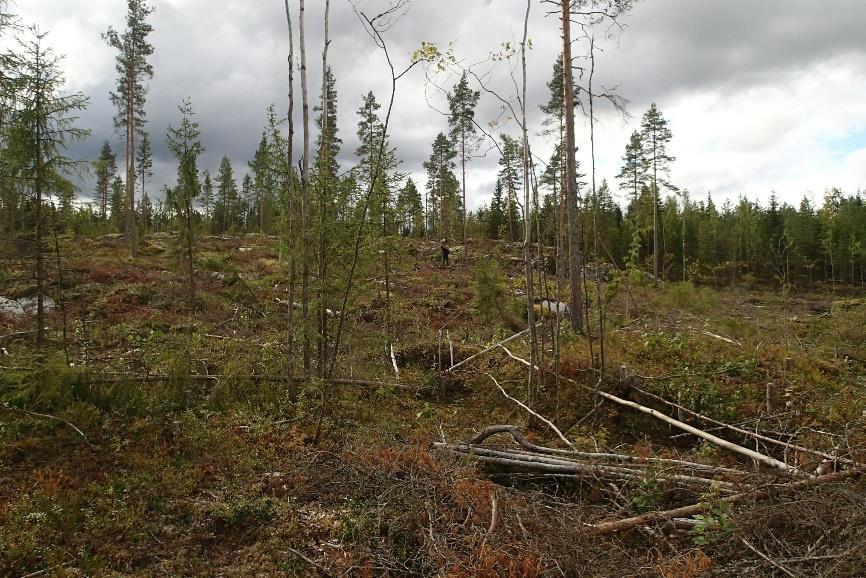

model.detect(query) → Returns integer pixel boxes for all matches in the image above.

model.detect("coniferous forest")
[1,1,865,576]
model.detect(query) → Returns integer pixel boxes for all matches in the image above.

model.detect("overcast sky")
[10,0,866,210]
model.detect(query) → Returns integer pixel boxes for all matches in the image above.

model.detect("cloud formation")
[10,0,866,210]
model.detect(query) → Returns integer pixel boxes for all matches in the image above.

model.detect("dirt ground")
[2,234,865,576]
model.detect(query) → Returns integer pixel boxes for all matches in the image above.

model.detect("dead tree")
[317,0,331,378]
[560,0,584,333]
[314,0,427,444]
[298,0,312,377]
[283,0,297,395]
[519,0,539,408]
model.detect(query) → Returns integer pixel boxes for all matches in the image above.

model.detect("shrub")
[474,256,505,322]
[659,282,718,313]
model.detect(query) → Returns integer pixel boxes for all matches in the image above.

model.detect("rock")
[17,296,55,315]
[1,295,54,317]
[0,297,24,317]
[539,299,568,315]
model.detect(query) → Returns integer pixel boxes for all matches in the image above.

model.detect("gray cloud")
[10,0,866,210]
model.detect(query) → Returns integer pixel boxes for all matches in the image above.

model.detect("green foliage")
[658,282,718,313]
[693,493,734,545]
[633,475,663,513]
[473,256,505,322]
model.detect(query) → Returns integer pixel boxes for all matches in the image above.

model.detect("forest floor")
[1,233,865,577]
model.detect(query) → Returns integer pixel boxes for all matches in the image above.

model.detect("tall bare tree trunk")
[127,56,137,258]
[561,0,584,332]
[520,0,537,408]
[652,134,660,281]
[461,128,467,245]
[283,0,297,393]
[35,46,44,348]
[317,0,331,378]
[588,37,604,372]
[187,200,195,305]
[298,0,311,377]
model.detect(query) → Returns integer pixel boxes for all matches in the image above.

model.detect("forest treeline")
[2,0,865,309]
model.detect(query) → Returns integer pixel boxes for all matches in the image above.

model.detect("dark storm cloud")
[11,0,866,207]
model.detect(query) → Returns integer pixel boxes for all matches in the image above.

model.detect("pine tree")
[423,132,459,240]
[166,98,203,305]
[4,26,90,345]
[93,141,117,222]
[447,72,480,243]
[640,103,676,281]
[103,0,155,258]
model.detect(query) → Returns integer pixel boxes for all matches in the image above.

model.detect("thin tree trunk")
[35,45,44,348]
[652,133,661,280]
[461,128,467,245]
[187,200,195,305]
[284,0,297,394]
[520,0,537,408]
[127,54,137,258]
[317,0,331,379]
[298,0,311,377]
[561,0,583,332]
[588,37,604,372]
[682,198,687,281]
[52,229,69,365]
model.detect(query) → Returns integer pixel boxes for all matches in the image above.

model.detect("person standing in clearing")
[440,238,450,267]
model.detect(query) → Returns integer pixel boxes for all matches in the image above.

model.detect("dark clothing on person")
[441,243,450,266]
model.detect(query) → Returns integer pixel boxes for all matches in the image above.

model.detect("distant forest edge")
[1,0,865,292]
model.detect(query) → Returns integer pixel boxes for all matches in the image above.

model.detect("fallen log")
[445,327,530,373]
[467,425,745,477]
[499,347,807,477]
[632,385,854,467]
[591,467,865,535]
[86,374,418,390]
[434,442,742,493]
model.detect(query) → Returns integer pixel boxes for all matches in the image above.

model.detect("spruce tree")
[447,72,480,243]
[241,173,255,231]
[94,141,117,223]
[395,177,423,237]
[166,98,203,305]
[616,130,646,204]
[216,156,237,232]
[200,169,213,225]
[136,131,153,233]
[355,90,399,236]
[110,175,125,230]
[103,0,155,258]
[4,26,90,345]
[497,134,523,242]
[250,132,271,232]
[487,178,505,240]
